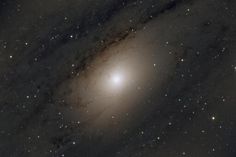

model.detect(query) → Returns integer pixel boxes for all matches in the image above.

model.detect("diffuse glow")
[110,72,123,87]
[56,27,168,129]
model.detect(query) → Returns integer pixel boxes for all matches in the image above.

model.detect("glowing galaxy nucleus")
[109,72,125,90]
[110,73,123,87]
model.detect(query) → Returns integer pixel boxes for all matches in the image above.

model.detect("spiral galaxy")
[0,0,236,157]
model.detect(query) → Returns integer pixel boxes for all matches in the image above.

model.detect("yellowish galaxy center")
[110,72,123,87]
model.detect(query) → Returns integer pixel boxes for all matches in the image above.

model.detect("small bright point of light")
[212,116,215,120]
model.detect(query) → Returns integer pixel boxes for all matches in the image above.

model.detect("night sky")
[0,0,236,157]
